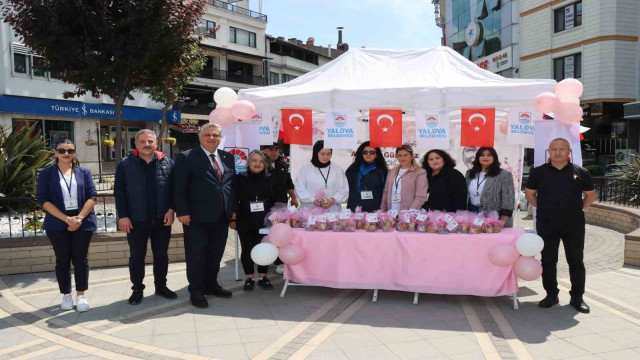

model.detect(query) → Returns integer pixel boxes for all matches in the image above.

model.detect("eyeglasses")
[362,150,377,155]
[55,148,76,154]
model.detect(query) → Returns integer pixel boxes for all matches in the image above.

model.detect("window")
[229,26,256,48]
[269,72,280,85]
[554,2,582,33]
[282,74,297,83]
[197,20,217,38]
[32,57,46,77]
[553,53,582,81]
[14,53,29,74]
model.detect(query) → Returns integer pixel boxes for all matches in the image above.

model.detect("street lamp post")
[96,122,103,182]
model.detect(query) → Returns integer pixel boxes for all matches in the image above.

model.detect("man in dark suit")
[173,123,236,308]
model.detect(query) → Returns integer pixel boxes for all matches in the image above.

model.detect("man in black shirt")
[525,138,596,313]
[261,143,298,207]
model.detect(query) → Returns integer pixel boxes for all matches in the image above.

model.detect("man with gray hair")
[173,122,236,308]
[525,138,597,313]
[115,129,177,305]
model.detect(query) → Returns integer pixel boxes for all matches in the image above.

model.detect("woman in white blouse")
[294,140,349,212]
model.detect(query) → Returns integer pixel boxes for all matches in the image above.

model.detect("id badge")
[361,191,373,200]
[392,193,401,203]
[470,194,481,204]
[250,202,265,212]
[64,198,79,210]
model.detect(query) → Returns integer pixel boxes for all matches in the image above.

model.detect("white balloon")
[214,87,238,107]
[250,243,279,266]
[516,233,544,257]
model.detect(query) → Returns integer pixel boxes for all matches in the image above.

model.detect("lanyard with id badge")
[392,170,407,203]
[471,173,487,205]
[59,168,79,211]
[250,195,265,212]
[360,185,373,200]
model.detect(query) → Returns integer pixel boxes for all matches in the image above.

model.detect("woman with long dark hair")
[36,139,97,312]
[294,140,349,212]
[381,145,428,211]
[465,147,515,227]
[345,141,388,212]
[421,149,467,212]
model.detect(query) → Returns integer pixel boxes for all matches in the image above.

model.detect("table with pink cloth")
[283,228,525,298]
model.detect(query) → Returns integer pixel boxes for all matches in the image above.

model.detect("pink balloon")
[231,100,256,121]
[515,256,543,281]
[208,107,236,128]
[261,235,271,244]
[489,244,520,267]
[534,92,559,113]
[555,78,583,102]
[499,121,508,135]
[279,244,304,265]
[269,223,293,247]
[555,101,582,124]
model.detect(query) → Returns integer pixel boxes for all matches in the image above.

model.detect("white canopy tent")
[238,46,556,112]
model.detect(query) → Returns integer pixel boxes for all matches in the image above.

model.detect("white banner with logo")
[507,108,539,148]
[323,110,358,149]
[249,109,274,145]
[415,110,450,150]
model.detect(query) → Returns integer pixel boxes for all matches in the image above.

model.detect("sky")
[249,0,443,50]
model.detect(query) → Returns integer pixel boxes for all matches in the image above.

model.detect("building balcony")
[198,68,267,86]
[208,0,267,22]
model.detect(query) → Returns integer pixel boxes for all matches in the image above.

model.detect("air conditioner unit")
[615,149,636,164]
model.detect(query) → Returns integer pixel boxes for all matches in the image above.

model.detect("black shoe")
[154,286,178,299]
[190,294,208,308]
[128,290,143,305]
[538,294,559,308]
[258,278,274,290]
[204,287,233,298]
[570,298,590,313]
[243,279,255,292]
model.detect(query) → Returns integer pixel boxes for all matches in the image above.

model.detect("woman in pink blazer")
[381,145,428,211]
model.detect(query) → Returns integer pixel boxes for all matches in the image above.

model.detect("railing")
[0,195,118,239]
[198,68,267,86]
[594,177,640,208]
[209,0,267,21]
[92,173,115,193]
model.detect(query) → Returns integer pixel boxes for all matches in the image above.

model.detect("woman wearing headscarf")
[345,141,388,212]
[294,140,349,212]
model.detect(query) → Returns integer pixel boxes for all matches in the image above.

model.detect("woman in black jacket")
[421,149,467,212]
[345,141,388,212]
[231,150,286,291]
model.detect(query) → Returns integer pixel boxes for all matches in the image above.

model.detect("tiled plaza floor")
[0,212,637,360]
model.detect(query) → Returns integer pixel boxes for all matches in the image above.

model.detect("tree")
[3,0,208,160]
[145,41,207,144]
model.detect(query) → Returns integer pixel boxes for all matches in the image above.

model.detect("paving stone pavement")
[0,213,638,360]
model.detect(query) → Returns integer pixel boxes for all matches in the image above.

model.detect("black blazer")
[422,167,467,212]
[173,147,236,223]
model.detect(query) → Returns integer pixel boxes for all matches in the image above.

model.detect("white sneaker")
[276,264,284,275]
[61,294,73,311]
[76,295,90,312]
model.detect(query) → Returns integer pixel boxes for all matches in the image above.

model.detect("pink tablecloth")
[284,228,524,297]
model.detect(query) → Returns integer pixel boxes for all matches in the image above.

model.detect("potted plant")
[101,138,115,147]
[84,139,96,146]
[162,137,177,145]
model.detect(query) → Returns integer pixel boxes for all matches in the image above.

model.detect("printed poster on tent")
[507,108,539,148]
[323,110,358,149]
[250,109,274,145]
[415,110,450,149]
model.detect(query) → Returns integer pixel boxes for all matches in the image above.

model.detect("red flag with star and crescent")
[281,109,312,145]
[461,108,495,147]
[369,109,403,147]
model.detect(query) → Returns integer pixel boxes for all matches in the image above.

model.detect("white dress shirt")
[201,146,224,176]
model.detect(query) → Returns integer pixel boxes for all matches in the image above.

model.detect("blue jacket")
[114,150,174,222]
[37,165,98,231]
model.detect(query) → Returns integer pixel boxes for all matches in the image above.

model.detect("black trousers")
[127,217,171,292]
[238,228,268,276]
[183,217,229,295]
[46,230,93,294]
[537,218,586,299]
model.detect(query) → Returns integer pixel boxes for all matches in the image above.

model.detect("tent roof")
[239,47,556,112]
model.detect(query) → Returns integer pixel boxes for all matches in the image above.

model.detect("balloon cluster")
[208,87,256,128]
[534,79,584,124]
[250,224,305,268]
[489,233,544,281]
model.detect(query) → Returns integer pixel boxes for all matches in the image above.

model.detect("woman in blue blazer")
[37,139,97,312]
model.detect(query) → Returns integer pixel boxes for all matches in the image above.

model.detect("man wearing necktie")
[173,123,236,308]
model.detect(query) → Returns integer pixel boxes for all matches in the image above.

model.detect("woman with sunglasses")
[345,142,388,212]
[37,140,97,312]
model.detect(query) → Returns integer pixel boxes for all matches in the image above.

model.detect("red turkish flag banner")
[281,109,312,145]
[369,109,403,148]
[461,108,495,147]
